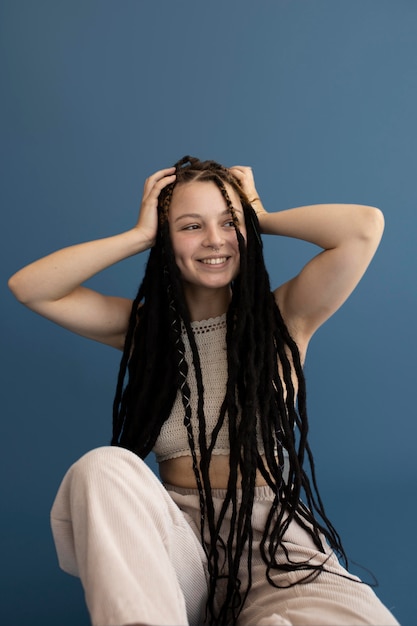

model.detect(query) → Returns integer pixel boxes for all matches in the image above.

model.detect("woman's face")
[168,180,246,295]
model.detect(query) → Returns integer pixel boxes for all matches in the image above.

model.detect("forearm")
[8,227,150,305]
[228,167,383,250]
[256,203,385,250]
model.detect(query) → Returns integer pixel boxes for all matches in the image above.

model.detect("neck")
[183,285,232,322]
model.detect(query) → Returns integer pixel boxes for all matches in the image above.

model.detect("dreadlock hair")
[112,156,349,625]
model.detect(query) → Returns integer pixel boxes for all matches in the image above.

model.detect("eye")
[224,219,236,228]
[182,223,200,231]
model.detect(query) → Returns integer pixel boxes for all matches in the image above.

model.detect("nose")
[203,225,225,251]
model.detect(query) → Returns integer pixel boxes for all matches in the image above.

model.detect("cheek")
[169,231,182,254]
[170,236,189,266]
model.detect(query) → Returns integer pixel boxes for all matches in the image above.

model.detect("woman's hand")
[229,166,267,217]
[135,167,176,247]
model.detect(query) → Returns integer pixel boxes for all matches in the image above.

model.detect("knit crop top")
[153,313,266,463]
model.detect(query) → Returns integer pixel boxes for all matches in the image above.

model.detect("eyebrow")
[174,208,242,223]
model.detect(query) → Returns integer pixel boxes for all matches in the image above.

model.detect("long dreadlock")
[112,156,348,625]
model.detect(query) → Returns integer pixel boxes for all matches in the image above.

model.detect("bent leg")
[244,564,399,626]
[228,490,400,626]
[50,447,208,626]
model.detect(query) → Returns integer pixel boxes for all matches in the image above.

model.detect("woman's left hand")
[229,166,267,216]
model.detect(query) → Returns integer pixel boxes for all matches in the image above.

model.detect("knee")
[70,445,134,473]
[66,446,160,497]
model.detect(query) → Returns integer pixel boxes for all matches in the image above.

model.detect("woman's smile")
[198,256,230,266]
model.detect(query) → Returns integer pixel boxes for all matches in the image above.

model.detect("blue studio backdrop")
[1,2,415,625]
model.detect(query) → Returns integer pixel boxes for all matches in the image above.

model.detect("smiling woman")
[8,156,398,626]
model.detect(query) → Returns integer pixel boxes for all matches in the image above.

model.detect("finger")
[143,179,176,205]
[143,167,176,190]
[143,170,176,194]
[229,166,252,173]
[147,166,176,180]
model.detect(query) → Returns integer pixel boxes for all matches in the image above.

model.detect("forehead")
[169,180,242,215]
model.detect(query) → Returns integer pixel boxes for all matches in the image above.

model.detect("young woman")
[8,157,399,626]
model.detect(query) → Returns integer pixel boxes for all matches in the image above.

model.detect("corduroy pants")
[50,447,399,626]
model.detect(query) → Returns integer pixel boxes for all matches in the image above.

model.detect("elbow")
[8,273,21,300]
[359,205,385,243]
[8,272,30,304]
[370,206,385,232]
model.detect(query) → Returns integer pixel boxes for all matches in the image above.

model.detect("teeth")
[201,257,227,265]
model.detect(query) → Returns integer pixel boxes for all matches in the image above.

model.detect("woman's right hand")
[135,167,176,247]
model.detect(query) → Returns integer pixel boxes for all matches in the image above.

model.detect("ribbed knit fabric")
[51,447,400,626]
[169,483,400,626]
[51,446,208,626]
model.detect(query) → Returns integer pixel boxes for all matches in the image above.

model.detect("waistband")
[164,482,277,502]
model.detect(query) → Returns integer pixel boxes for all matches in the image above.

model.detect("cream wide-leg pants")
[50,447,399,626]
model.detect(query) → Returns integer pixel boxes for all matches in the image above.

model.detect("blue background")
[1,1,415,624]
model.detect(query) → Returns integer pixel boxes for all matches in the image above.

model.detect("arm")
[230,166,384,351]
[8,167,176,350]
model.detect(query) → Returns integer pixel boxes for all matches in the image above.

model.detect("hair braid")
[159,221,227,599]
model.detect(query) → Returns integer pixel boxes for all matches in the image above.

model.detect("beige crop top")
[153,313,267,463]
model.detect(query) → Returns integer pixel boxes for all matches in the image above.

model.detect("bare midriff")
[159,454,272,489]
